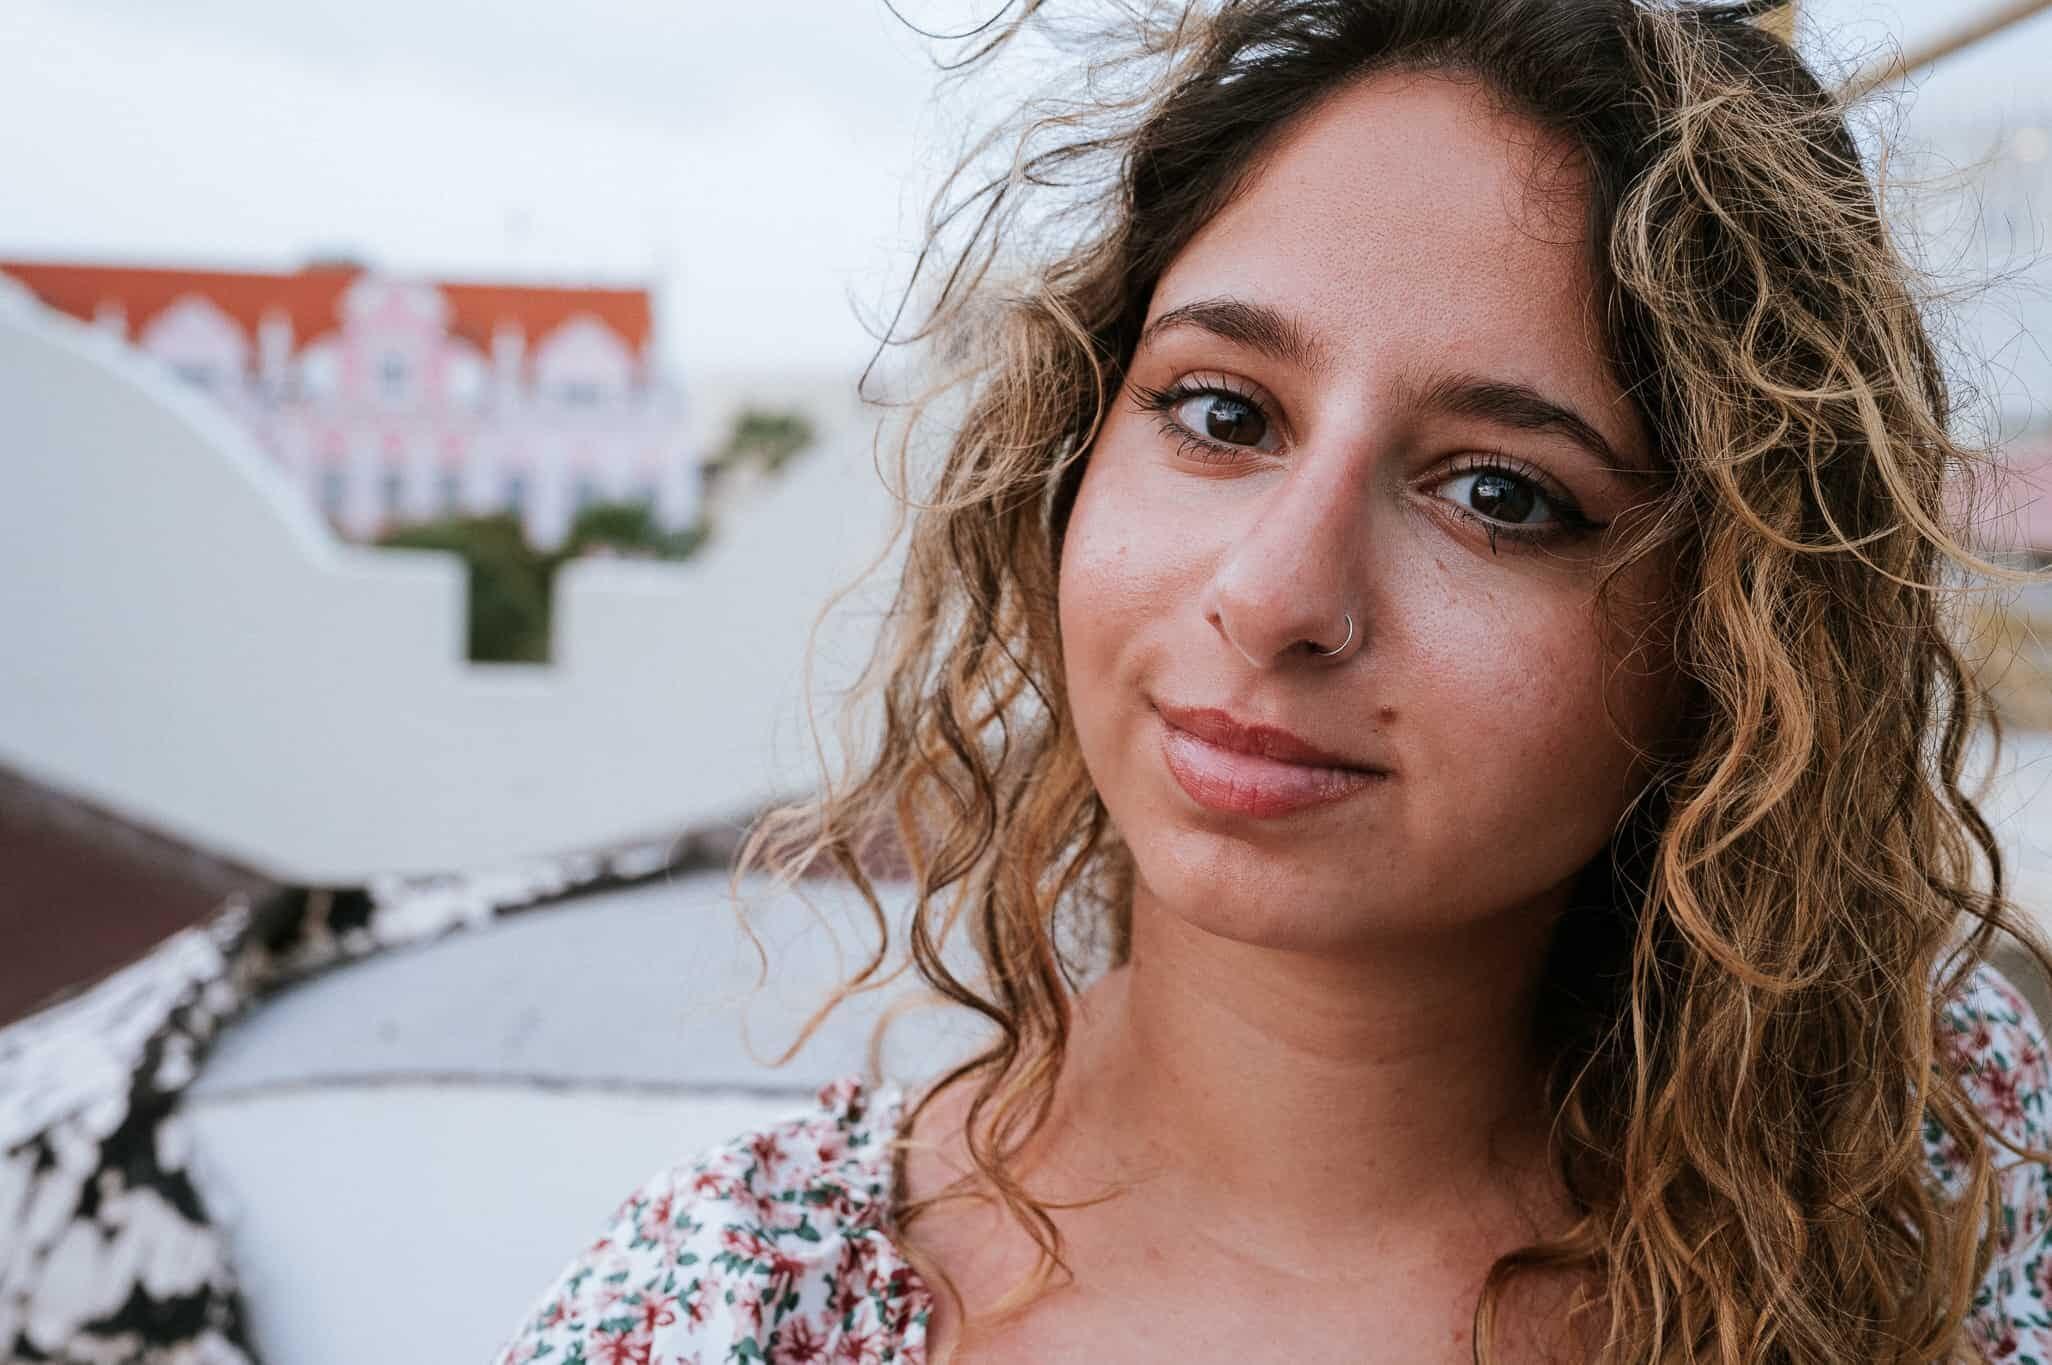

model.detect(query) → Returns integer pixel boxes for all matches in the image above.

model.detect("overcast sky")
[2,0,2046,380]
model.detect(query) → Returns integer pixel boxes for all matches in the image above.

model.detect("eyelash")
[1130,377,1608,552]
[1131,375,1273,465]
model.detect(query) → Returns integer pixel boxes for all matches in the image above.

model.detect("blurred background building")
[0,259,697,549]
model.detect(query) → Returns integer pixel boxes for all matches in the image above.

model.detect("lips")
[1153,703,1387,819]
[1153,705,1375,770]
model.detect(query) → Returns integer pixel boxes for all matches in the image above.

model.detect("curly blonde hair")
[736,1,2052,1358]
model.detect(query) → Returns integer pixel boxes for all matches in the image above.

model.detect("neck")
[1053,883,1568,1262]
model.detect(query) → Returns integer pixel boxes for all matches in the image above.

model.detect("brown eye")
[1433,468,1555,526]
[1173,392,1271,448]
[1467,471,1539,524]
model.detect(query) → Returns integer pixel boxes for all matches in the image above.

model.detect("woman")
[498,1,2052,1360]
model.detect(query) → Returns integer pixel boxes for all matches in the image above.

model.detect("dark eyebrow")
[1417,373,1641,473]
[1138,296,1328,375]
[1140,297,1647,473]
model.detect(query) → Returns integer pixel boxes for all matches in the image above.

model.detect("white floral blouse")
[495,961,2052,1365]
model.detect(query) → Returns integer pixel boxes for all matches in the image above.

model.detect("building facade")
[0,259,696,549]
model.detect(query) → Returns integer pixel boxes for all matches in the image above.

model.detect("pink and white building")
[0,259,697,549]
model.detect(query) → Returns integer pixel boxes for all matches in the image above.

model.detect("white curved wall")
[0,298,897,883]
[175,874,983,1365]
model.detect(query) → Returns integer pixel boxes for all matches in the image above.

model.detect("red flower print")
[752,1131,787,1170]
[774,1317,828,1363]
[722,1225,773,1260]
[497,1078,938,1365]
[817,1077,860,1116]
[636,1292,679,1335]
[590,1328,653,1365]
[1988,1071,2030,1136]
[833,1329,882,1364]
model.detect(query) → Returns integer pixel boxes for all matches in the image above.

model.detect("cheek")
[1056,448,1217,825]
[1056,451,1203,689]
[1056,459,1131,761]
[1408,573,1667,853]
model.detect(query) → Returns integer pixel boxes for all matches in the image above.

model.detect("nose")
[1201,460,1366,668]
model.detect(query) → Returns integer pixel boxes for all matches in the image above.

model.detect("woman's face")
[1058,72,1674,953]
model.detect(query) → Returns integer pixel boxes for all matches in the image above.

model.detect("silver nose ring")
[1311,613,1354,657]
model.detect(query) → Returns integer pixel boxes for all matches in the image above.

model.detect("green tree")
[379,514,556,663]
[371,405,816,663]
[562,499,708,561]
[705,408,815,480]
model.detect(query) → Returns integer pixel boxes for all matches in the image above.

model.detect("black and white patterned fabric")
[0,828,736,1363]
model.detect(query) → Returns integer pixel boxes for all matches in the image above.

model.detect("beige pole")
[1845,0,2052,100]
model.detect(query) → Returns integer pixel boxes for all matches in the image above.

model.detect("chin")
[1128,830,1394,952]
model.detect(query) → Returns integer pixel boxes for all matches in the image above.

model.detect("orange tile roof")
[0,259,653,356]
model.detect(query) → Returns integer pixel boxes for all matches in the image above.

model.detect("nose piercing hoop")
[1311,613,1354,658]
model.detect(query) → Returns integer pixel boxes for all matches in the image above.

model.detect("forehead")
[1150,71,1627,426]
